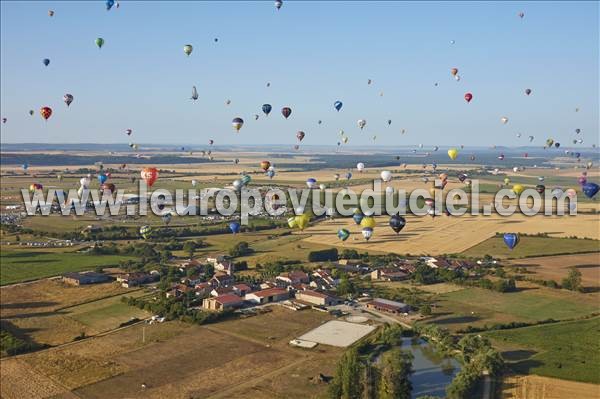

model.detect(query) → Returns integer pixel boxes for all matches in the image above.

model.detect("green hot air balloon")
[183,44,193,56]
[240,174,252,186]
[139,225,152,239]
[95,37,105,49]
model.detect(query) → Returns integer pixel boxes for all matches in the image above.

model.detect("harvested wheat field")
[508,253,600,288]
[300,213,600,256]
[502,374,600,399]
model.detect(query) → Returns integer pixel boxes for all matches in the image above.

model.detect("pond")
[402,336,461,398]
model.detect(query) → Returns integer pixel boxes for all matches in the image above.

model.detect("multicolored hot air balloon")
[140,225,152,239]
[334,101,343,112]
[95,38,104,49]
[260,160,271,171]
[262,104,272,116]
[183,44,193,56]
[337,228,350,241]
[352,209,364,225]
[389,215,406,234]
[141,167,158,187]
[232,117,244,132]
[29,183,43,193]
[40,106,52,121]
[582,182,599,198]
[63,94,74,107]
[281,107,292,119]
[275,0,283,10]
[106,0,115,10]
[306,178,317,189]
[357,119,366,130]
[464,92,473,103]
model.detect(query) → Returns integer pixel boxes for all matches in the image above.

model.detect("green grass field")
[0,249,133,285]
[485,317,600,384]
[461,236,599,259]
[429,285,598,331]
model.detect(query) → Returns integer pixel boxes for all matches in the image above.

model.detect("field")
[461,236,599,259]
[501,374,600,399]
[485,317,600,384]
[300,213,600,256]
[1,279,147,348]
[428,282,599,331]
[0,307,344,399]
[507,253,600,289]
[0,248,134,285]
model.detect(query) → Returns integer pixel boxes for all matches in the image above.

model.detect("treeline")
[457,311,600,334]
[0,328,42,357]
[121,296,233,325]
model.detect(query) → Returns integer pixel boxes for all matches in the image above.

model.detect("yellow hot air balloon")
[447,148,459,160]
[512,184,524,195]
[360,216,376,229]
[504,177,511,185]
[287,217,297,228]
[294,214,310,230]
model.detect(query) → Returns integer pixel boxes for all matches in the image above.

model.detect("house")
[366,298,410,314]
[215,260,235,274]
[245,287,289,305]
[211,286,234,297]
[176,258,201,272]
[332,262,370,274]
[206,254,230,266]
[232,283,252,296]
[276,271,309,286]
[202,294,244,311]
[62,272,112,286]
[295,290,342,307]
[194,282,212,297]
[117,272,157,288]
[310,269,339,290]
[371,269,409,281]
[166,284,192,299]
[210,272,235,288]
[180,274,203,286]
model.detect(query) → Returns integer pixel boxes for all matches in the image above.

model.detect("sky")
[0,1,598,147]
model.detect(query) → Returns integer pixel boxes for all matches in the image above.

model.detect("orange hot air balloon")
[40,106,52,120]
[260,160,271,171]
[140,167,158,187]
[451,68,458,76]
[464,92,473,103]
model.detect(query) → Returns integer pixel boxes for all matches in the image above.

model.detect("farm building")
[232,283,252,296]
[202,294,244,311]
[366,298,410,314]
[210,272,235,288]
[245,287,289,305]
[62,272,112,286]
[276,271,309,286]
[117,272,157,288]
[295,290,342,306]
[370,268,409,281]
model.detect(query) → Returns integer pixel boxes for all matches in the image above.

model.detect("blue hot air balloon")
[229,221,241,234]
[262,104,272,116]
[334,101,343,112]
[582,182,599,198]
[352,211,364,225]
[22,163,29,171]
[98,173,108,184]
[346,172,352,180]
[106,0,114,10]
[43,58,50,67]
[503,233,519,250]
[267,169,275,179]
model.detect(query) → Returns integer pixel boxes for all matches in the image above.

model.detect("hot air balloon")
[267,169,275,179]
[357,119,366,130]
[296,131,305,141]
[97,173,108,185]
[140,225,152,239]
[48,10,54,16]
[503,177,510,185]
[498,154,505,161]
[28,110,34,116]
[229,221,241,234]
[575,128,581,134]
[503,233,519,250]
[232,117,244,132]
[528,135,534,142]
[525,88,532,96]
[80,177,90,187]
[389,215,406,234]
[40,106,52,120]
[352,210,364,225]
[29,183,43,193]
[191,86,198,100]
[582,182,599,198]
[518,11,525,18]
[43,58,50,67]
[535,184,545,194]
[360,216,376,229]
[464,92,473,103]
[545,138,554,148]
[262,104,272,116]
[337,229,350,241]
[501,117,509,124]
[63,94,73,107]
[447,148,458,160]
[451,68,458,76]
[241,174,252,186]
[260,160,271,171]
[356,162,365,172]
[346,172,352,180]
[334,101,343,112]
[306,178,317,189]
[1,118,6,123]
[294,214,310,230]
[281,107,292,119]
[141,167,158,187]
[287,217,297,229]
[458,173,468,183]
[380,170,392,182]
[361,227,373,241]
[232,179,243,191]
[387,119,392,126]
[95,38,104,49]
[100,183,116,194]
[512,184,524,195]
[275,0,283,10]
[183,44,193,56]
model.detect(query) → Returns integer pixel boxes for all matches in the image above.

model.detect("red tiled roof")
[249,287,288,298]
[233,283,252,291]
[215,294,244,305]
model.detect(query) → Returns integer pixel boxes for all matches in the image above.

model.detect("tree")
[562,268,582,291]
[337,275,356,297]
[182,241,196,259]
[229,241,253,257]
[419,304,432,316]
[378,348,414,399]
[329,347,362,399]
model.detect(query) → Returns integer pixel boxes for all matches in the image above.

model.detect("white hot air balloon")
[380,170,392,182]
[357,119,367,130]
[357,162,365,172]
